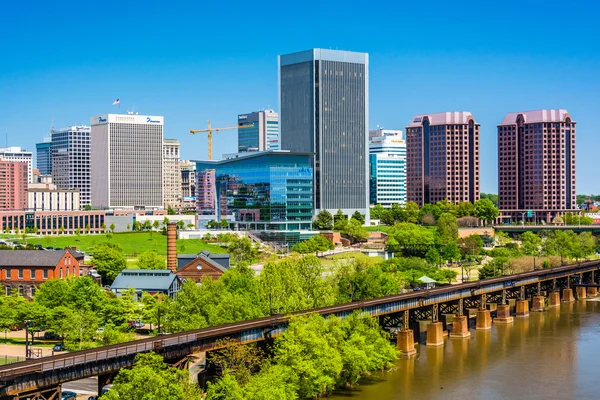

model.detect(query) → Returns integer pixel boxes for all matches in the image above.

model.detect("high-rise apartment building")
[0,147,33,183]
[279,48,369,219]
[91,114,163,209]
[36,138,52,175]
[51,126,91,208]
[238,110,279,152]
[163,139,182,208]
[405,112,480,206]
[369,129,406,206]
[0,161,27,210]
[498,109,576,221]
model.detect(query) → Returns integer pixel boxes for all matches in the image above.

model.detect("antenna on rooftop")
[50,107,55,134]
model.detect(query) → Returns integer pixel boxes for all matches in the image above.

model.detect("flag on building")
[112,99,120,106]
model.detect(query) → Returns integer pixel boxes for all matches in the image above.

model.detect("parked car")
[53,344,65,352]
[87,384,112,399]
[44,331,61,340]
[128,320,144,329]
[61,391,77,400]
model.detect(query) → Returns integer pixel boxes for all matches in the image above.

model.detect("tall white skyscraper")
[369,129,406,206]
[163,138,182,208]
[0,147,33,183]
[91,114,163,209]
[238,110,279,152]
[279,49,369,220]
[51,126,91,207]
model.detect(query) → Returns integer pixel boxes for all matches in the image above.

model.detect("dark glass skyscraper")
[278,49,369,220]
[35,139,52,176]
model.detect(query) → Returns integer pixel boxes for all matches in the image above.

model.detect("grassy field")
[15,232,226,257]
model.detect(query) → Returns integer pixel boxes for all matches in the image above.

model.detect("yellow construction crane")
[190,120,252,160]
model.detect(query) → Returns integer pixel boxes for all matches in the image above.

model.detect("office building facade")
[369,129,406,206]
[0,147,33,183]
[279,49,369,220]
[36,138,52,175]
[405,112,480,206]
[0,161,27,210]
[181,160,196,199]
[238,109,279,152]
[91,114,163,209]
[0,210,105,235]
[51,126,91,208]
[163,139,182,208]
[27,181,80,211]
[498,109,576,222]
[195,151,313,231]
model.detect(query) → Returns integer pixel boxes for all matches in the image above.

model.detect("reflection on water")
[332,300,600,400]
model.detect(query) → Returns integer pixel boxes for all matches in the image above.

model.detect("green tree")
[480,193,499,207]
[435,199,457,216]
[228,237,258,266]
[84,204,92,211]
[436,213,458,245]
[457,234,484,258]
[220,219,229,229]
[206,374,244,400]
[92,243,127,281]
[474,198,499,226]
[133,221,141,231]
[176,220,185,230]
[520,231,542,256]
[109,223,116,233]
[546,230,575,264]
[370,204,386,220]
[167,206,177,215]
[313,210,334,230]
[334,260,402,302]
[425,247,442,266]
[243,364,298,400]
[420,203,442,220]
[342,219,369,244]
[442,242,461,264]
[143,220,152,231]
[456,201,476,218]
[403,201,421,224]
[152,220,160,231]
[579,232,596,260]
[104,352,201,400]
[211,338,264,385]
[351,211,365,225]
[293,235,334,255]
[137,251,166,270]
[386,223,436,256]
[127,223,131,231]
[333,209,348,231]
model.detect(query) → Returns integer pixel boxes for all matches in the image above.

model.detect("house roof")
[0,250,70,267]
[418,276,436,284]
[110,269,179,291]
[177,252,229,273]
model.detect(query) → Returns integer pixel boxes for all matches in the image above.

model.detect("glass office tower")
[196,151,313,231]
[36,139,52,176]
[279,49,369,221]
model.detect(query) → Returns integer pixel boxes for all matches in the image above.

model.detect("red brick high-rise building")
[405,112,480,207]
[0,161,27,210]
[498,109,576,222]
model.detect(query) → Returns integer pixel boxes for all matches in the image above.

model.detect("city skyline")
[1,1,599,194]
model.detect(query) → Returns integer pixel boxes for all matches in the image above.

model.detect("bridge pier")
[516,300,529,317]
[397,329,417,357]
[562,288,575,302]
[494,304,514,324]
[476,309,492,330]
[576,287,587,300]
[426,322,444,347]
[450,315,470,338]
[549,291,561,307]
[98,372,117,397]
[532,296,545,312]
[588,287,598,297]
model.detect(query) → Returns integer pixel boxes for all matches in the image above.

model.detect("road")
[63,377,98,399]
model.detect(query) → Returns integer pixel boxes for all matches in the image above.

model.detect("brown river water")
[331,299,600,400]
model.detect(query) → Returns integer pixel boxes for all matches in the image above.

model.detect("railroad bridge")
[1,260,599,399]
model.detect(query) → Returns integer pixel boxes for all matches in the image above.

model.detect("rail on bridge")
[1,260,599,399]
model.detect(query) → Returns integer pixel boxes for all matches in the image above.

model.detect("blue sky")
[1,0,599,194]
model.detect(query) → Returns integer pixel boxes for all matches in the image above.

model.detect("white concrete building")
[91,113,163,209]
[0,147,33,183]
[163,139,182,208]
[27,181,80,211]
[369,129,406,206]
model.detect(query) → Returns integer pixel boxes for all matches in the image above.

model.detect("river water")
[331,300,600,400]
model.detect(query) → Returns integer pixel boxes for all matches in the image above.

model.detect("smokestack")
[167,222,177,273]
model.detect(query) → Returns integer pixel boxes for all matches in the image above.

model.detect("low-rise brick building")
[0,250,81,297]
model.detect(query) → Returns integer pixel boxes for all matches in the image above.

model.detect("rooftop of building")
[53,126,90,132]
[0,147,31,154]
[407,112,476,127]
[194,150,314,165]
[499,109,573,125]
[110,269,178,291]
[279,48,368,66]
[164,138,180,144]
[0,250,78,267]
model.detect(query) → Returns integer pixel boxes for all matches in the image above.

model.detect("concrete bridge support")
[450,315,470,338]
[494,304,514,324]
[397,329,417,357]
[549,292,561,307]
[576,287,587,300]
[562,288,575,302]
[476,309,491,330]
[516,300,529,317]
[426,322,444,347]
[532,296,545,312]
[588,287,598,297]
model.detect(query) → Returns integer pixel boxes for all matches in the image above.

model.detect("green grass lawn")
[0,356,22,365]
[23,232,227,257]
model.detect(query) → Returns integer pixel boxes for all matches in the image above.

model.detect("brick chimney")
[167,222,177,273]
